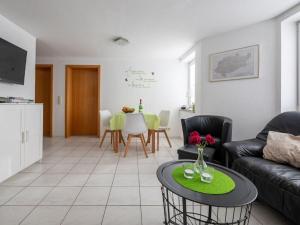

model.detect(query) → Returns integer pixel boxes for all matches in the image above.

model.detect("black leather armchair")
[224,111,300,225]
[177,115,232,165]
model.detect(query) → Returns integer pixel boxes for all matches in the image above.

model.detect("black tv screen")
[0,38,27,85]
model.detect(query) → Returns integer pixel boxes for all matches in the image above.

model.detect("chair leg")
[163,130,172,148]
[142,134,146,144]
[157,131,159,151]
[140,135,149,158]
[124,135,132,157]
[146,130,151,145]
[99,130,108,148]
[120,131,126,146]
[141,135,148,150]
[110,133,113,144]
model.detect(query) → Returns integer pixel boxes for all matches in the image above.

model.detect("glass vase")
[194,147,207,174]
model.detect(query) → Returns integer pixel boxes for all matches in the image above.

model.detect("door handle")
[21,131,25,144]
[26,130,29,143]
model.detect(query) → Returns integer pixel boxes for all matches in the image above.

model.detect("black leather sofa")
[224,112,300,225]
[177,115,232,165]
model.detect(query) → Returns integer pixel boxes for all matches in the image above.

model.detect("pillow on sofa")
[263,131,300,168]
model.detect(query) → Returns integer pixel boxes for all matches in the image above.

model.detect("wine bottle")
[192,103,195,113]
[139,99,143,113]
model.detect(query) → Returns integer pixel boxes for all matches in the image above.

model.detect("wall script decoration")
[209,45,259,82]
[124,68,158,88]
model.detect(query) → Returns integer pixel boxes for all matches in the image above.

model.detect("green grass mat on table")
[172,164,235,195]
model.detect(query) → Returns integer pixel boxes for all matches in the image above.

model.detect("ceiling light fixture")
[113,37,129,46]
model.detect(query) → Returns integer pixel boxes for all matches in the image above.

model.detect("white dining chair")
[123,113,149,158]
[99,110,125,148]
[156,110,172,150]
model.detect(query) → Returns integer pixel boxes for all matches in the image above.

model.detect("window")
[181,50,196,108]
[188,61,195,106]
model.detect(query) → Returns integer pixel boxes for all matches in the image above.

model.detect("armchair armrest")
[223,138,265,161]
[221,119,232,144]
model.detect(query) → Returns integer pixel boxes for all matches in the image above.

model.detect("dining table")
[109,112,160,153]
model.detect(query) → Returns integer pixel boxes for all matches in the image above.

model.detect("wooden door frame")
[65,65,101,138]
[35,64,53,137]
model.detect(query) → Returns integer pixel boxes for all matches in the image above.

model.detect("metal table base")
[157,161,257,225]
[161,187,252,225]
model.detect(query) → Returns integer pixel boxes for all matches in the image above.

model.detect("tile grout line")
[0,204,162,206]
[0,157,60,207]
[16,143,95,225]
[1,202,164,206]
[99,140,122,225]
[17,170,75,224]
[137,142,144,225]
[0,137,184,225]
[58,143,103,225]
[251,211,264,225]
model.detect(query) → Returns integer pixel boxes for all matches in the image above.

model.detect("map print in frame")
[209,45,259,82]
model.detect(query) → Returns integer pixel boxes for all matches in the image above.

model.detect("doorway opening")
[65,65,100,138]
[35,64,53,137]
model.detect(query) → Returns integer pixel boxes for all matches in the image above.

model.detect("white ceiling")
[0,0,299,59]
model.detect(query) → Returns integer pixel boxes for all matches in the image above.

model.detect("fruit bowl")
[122,106,135,113]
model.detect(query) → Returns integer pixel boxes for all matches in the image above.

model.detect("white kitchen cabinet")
[0,105,23,181]
[23,105,43,168]
[0,104,43,182]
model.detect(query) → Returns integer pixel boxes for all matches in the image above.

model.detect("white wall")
[0,14,36,99]
[36,57,188,137]
[195,20,280,140]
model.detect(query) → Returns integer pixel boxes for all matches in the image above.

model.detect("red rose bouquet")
[188,131,216,148]
[188,131,216,174]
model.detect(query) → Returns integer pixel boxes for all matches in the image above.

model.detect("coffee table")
[156,160,257,225]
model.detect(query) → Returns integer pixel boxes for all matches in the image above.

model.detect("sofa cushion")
[177,145,216,162]
[263,131,300,168]
[233,157,300,197]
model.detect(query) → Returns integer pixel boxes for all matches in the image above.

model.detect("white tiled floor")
[0,136,295,225]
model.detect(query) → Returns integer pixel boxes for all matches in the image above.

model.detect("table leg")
[151,130,156,153]
[182,198,187,225]
[112,131,116,153]
[118,130,121,143]
[206,205,212,225]
[115,131,119,153]
[112,131,119,153]
[112,131,115,152]
[157,131,159,151]
[161,187,168,225]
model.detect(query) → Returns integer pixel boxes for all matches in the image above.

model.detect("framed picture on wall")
[209,45,259,82]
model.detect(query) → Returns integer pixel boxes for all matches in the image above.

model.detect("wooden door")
[35,65,53,137]
[65,67,73,138]
[65,65,100,137]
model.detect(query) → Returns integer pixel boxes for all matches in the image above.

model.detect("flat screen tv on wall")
[0,38,27,85]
